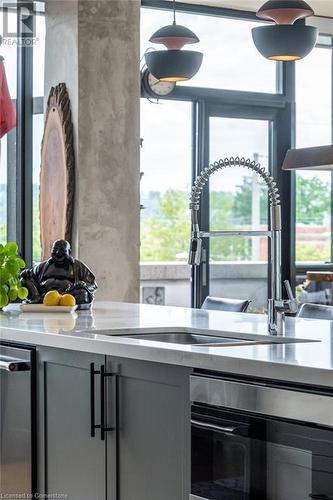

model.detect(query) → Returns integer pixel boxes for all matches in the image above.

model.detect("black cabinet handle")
[90,363,119,442]
[100,364,118,441]
[90,363,101,438]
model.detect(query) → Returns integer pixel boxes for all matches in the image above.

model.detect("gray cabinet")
[37,348,191,500]
[37,348,106,500]
[106,357,191,500]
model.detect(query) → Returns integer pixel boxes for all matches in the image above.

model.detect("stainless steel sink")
[123,333,253,346]
[116,332,318,347]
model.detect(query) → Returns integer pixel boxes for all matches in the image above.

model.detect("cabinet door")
[37,347,106,500]
[106,357,191,500]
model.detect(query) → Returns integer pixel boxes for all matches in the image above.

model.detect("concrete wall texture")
[45,0,141,302]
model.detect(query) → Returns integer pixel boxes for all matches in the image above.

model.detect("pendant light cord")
[173,0,176,25]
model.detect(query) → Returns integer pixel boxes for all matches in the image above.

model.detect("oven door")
[191,377,333,500]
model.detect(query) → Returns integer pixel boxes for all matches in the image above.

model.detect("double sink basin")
[109,331,317,347]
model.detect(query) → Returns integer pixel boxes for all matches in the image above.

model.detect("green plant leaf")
[6,260,20,274]
[5,260,20,275]
[17,257,26,269]
[0,269,10,285]
[0,242,24,304]
[4,242,18,256]
[0,291,9,308]
[17,287,29,300]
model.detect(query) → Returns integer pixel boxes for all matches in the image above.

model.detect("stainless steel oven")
[191,374,333,500]
[0,344,36,495]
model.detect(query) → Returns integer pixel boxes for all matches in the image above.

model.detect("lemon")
[43,290,61,306]
[59,294,76,307]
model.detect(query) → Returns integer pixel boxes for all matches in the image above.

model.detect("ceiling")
[180,0,333,18]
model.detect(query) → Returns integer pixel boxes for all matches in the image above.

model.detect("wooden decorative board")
[40,83,75,260]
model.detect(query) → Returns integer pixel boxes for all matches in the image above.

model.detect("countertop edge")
[1,326,332,389]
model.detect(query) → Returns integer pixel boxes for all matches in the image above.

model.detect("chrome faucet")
[188,156,298,335]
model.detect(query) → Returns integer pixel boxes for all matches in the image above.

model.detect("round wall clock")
[141,69,176,98]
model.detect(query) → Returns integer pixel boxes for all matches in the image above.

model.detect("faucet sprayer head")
[188,236,202,266]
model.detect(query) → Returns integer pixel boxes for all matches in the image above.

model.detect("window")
[295,44,333,265]
[209,117,270,312]
[140,99,192,306]
[140,3,291,309]
[0,2,45,264]
[0,7,17,245]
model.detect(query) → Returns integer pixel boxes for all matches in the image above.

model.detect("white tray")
[21,304,77,313]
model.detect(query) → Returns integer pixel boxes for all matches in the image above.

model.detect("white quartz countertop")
[1,301,333,388]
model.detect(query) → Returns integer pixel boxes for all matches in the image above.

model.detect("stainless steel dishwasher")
[0,343,36,495]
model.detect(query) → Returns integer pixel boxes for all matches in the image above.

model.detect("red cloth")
[0,59,16,139]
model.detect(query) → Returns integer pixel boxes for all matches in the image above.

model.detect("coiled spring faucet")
[188,156,297,335]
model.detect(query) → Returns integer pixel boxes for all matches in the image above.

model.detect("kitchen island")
[1,301,333,500]
[1,300,333,387]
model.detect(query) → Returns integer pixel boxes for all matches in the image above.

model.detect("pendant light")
[144,0,203,83]
[282,145,333,171]
[252,0,318,62]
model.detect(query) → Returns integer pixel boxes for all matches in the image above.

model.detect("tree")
[140,175,332,263]
[296,175,330,225]
[296,242,330,262]
[141,190,190,261]
[141,189,251,262]
[233,176,268,225]
[209,190,251,261]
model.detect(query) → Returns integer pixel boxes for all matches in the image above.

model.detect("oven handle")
[0,358,31,372]
[191,418,247,435]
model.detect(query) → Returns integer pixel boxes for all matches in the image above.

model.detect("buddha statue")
[21,240,97,306]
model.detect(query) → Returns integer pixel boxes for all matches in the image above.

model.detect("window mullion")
[16,1,33,265]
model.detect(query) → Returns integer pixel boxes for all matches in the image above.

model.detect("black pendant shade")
[145,0,202,83]
[253,0,317,61]
[145,50,203,82]
[252,24,318,61]
[257,0,314,24]
[282,145,333,171]
[149,24,199,49]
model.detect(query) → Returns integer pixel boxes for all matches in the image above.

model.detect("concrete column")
[45,0,140,302]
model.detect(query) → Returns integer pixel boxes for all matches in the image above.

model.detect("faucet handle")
[284,280,295,301]
[283,280,298,313]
